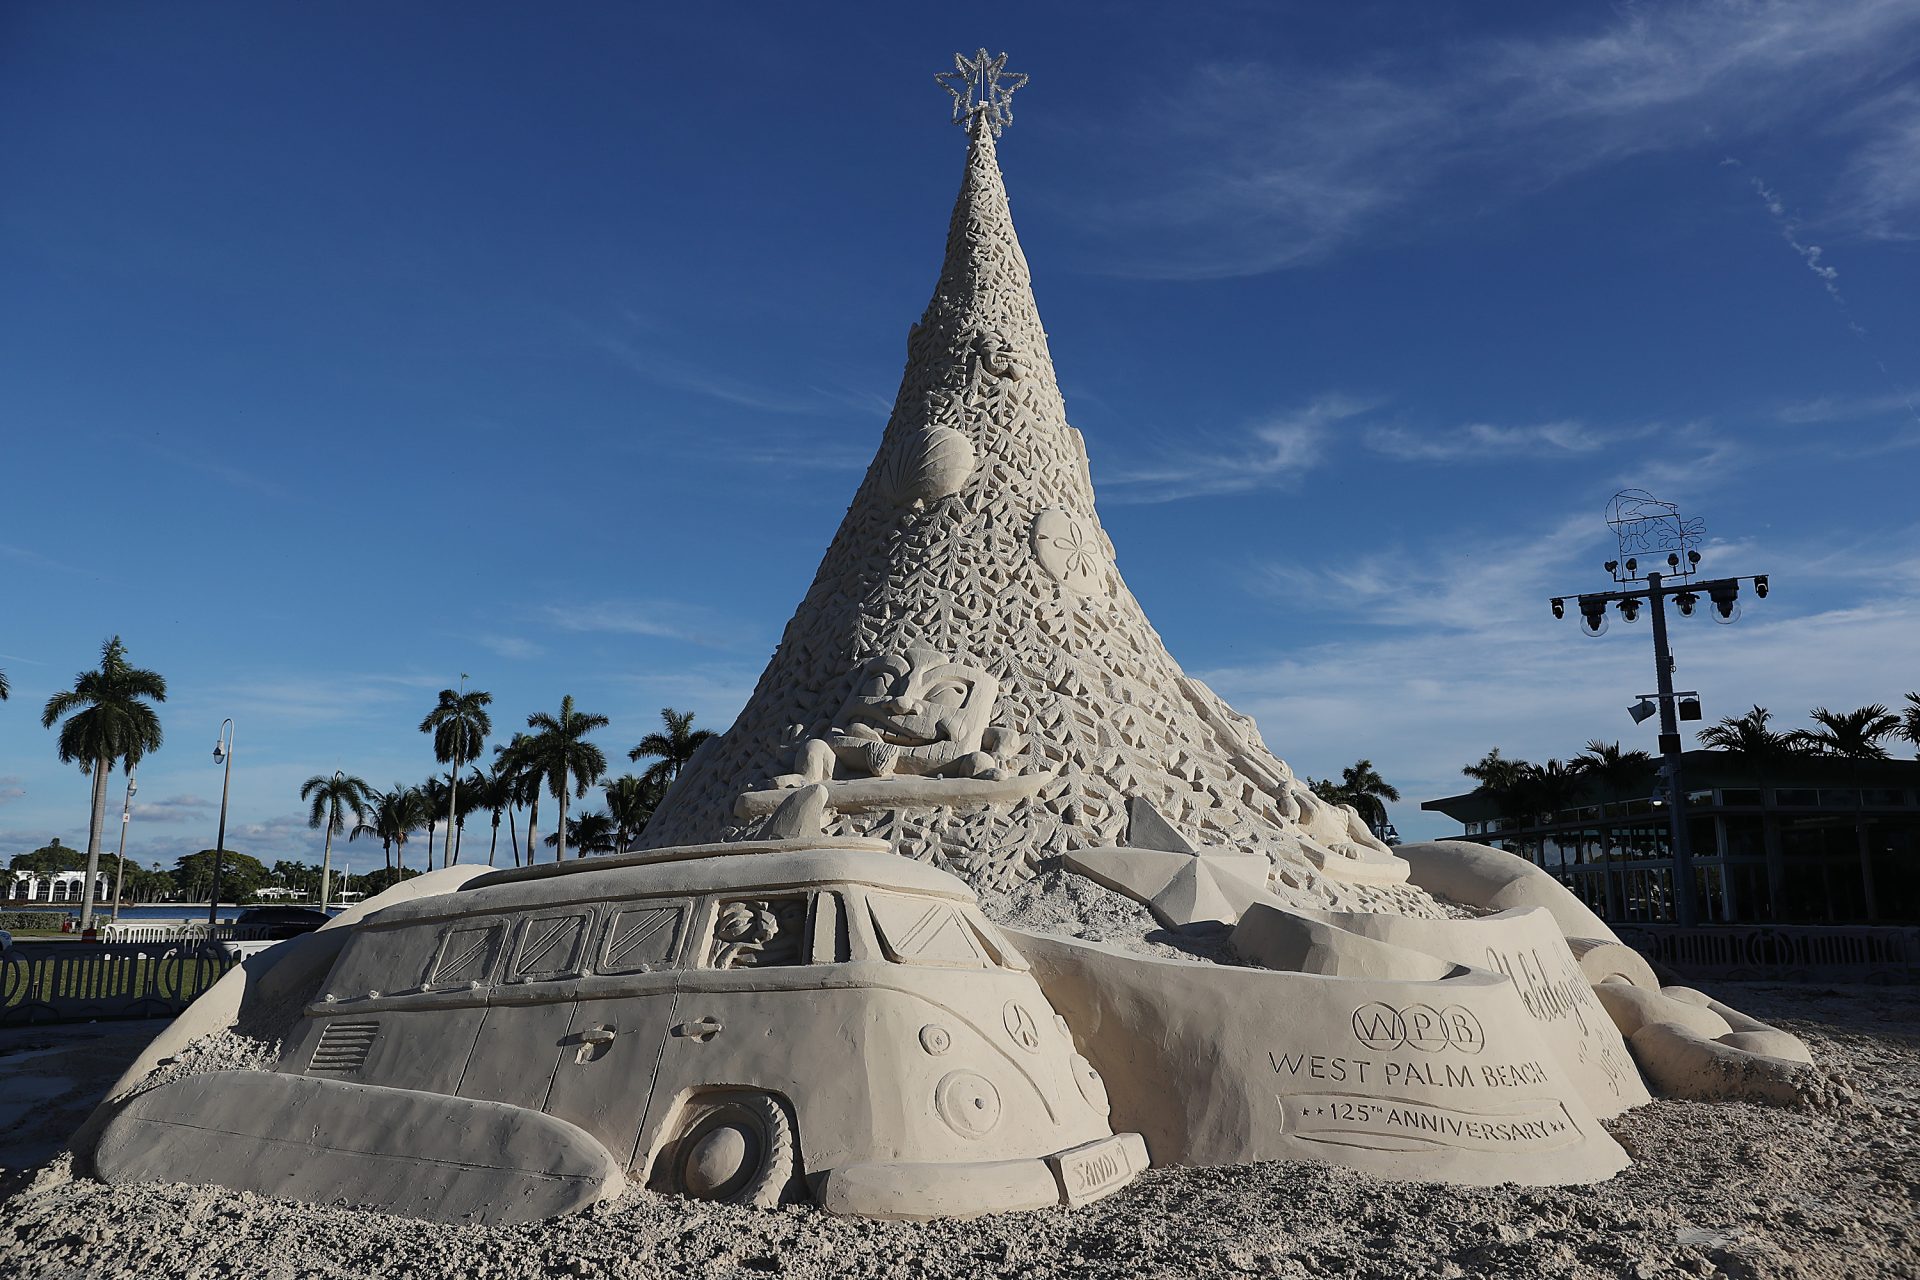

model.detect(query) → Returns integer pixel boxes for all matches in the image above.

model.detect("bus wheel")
[663,1092,796,1208]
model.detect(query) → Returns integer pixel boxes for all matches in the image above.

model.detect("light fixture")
[1667,553,1680,569]
[1551,597,1565,619]
[1753,574,1769,598]
[1678,696,1702,721]
[1674,591,1698,616]
[1625,558,1638,575]
[1708,579,1740,622]
[1579,596,1609,636]
[1617,597,1641,623]
[1629,697,1657,724]
[213,740,226,764]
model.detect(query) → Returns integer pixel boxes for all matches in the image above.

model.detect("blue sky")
[3,1,1917,870]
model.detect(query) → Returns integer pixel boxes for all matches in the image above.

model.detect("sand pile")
[1,983,1913,1280]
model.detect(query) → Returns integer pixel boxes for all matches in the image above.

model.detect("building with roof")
[1423,751,1920,924]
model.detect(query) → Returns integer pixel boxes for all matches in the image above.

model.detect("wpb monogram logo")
[1350,1003,1486,1055]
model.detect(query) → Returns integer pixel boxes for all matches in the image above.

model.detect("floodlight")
[1618,598,1641,623]
[1674,591,1698,617]
[1628,697,1657,725]
[1551,597,1565,619]
[1678,696,1702,721]
[1753,574,1769,598]
[1579,596,1609,636]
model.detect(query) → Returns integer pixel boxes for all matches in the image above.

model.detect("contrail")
[1725,159,1920,428]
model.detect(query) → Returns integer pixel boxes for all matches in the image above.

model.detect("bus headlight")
[935,1071,1002,1138]
[1072,1054,1110,1115]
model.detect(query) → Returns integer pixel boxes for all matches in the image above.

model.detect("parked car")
[234,906,329,940]
[98,843,1146,1222]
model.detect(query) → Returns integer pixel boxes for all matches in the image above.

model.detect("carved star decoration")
[936,49,1028,137]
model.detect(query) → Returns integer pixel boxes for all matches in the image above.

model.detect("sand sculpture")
[81,52,1828,1226]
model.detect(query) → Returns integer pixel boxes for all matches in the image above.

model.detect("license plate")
[1050,1136,1134,1205]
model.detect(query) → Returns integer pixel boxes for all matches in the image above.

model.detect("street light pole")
[1643,572,1697,926]
[1549,491,1767,929]
[209,719,234,926]
[109,767,138,925]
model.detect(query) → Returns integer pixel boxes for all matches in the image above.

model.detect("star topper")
[936,49,1028,137]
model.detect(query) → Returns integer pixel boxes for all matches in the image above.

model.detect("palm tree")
[1789,704,1902,920]
[1460,747,1534,835]
[40,637,167,930]
[628,708,715,789]
[300,771,374,911]
[1573,740,1655,915]
[420,685,493,866]
[1900,692,1920,758]
[545,810,617,857]
[494,733,537,867]
[420,776,451,867]
[526,695,609,861]
[453,766,489,866]
[1337,760,1399,836]
[603,774,666,852]
[351,784,427,875]
[1790,704,1901,759]
[1698,706,1801,918]
[0,669,9,700]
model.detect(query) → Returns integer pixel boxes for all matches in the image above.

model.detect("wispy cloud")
[1079,0,1920,278]
[1099,394,1367,503]
[136,793,217,825]
[0,778,26,807]
[1363,420,1606,462]
[533,599,750,650]
[1776,391,1920,424]
[579,313,888,421]
[1837,87,1920,241]
[476,634,545,661]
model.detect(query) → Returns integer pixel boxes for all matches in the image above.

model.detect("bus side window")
[601,901,687,975]
[508,912,590,982]
[866,893,994,969]
[428,922,506,988]
[708,896,809,969]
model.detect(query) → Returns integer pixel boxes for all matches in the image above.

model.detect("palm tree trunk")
[488,813,500,867]
[557,770,570,862]
[526,794,540,866]
[320,806,335,913]
[446,768,460,868]
[507,806,521,867]
[427,822,437,866]
[80,760,110,932]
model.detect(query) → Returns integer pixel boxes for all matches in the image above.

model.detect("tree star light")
[936,49,1028,136]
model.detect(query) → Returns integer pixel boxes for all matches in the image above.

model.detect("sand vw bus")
[103,840,1146,1222]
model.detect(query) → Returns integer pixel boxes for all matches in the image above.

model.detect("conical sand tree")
[636,108,1424,915]
[41,637,167,930]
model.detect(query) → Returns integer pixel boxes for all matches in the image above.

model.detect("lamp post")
[1549,491,1767,928]
[209,719,234,926]
[109,767,138,924]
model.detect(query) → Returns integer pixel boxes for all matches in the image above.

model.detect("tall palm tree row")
[40,637,167,930]
[1901,692,1920,756]
[420,685,493,866]
[1789,705,1901,759]
[351,784,429,875]
[525,696,610,861]
[603,773,667,852]
[299,771,375,910]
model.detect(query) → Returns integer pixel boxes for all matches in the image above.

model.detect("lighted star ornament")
[936,49,1028,136]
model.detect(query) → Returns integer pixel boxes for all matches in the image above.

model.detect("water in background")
[17,905,346,923]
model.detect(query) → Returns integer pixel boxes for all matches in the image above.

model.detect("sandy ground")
[0,981,1915,1280]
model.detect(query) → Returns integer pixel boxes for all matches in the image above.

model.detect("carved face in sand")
[834,648,999,768]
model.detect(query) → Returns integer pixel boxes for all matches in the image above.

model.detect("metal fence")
[1614,923,1920,983]
[0,941,240,1025]
[97,921,275,944]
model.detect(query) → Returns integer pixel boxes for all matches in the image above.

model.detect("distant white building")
[9,869,112,903]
